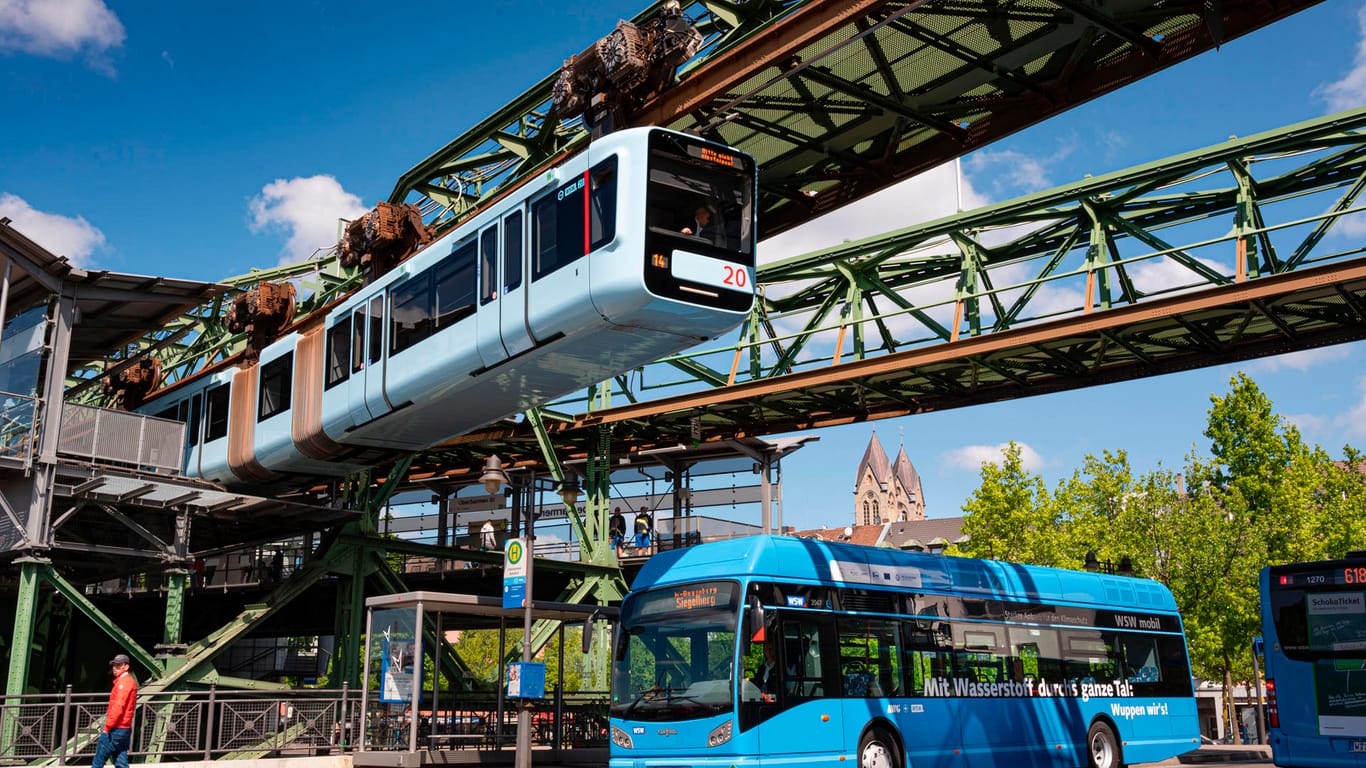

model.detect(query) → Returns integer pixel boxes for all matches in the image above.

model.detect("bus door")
[498,209,534,357]
[901,620,963,768]
[758,617,845,759]
[474,223,510,368]
[956,624,1050,768]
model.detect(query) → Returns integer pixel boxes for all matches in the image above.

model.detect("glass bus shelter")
[355,591,616,766]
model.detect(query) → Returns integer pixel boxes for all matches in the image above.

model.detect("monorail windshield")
[645,131,756,311]
[611,580,740,722]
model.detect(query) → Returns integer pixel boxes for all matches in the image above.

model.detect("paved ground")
[1145,745,1272,766]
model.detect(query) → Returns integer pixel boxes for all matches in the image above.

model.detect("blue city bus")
[1260,555,1366,766]
[610,535,1199,768]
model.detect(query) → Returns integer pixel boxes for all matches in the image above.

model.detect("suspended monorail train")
[140,127,757,488]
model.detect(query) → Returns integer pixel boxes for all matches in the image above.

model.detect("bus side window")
[902,620,952,696]
[953,624,1007,684]
[837,618,898,697]
[1008,626,1064,685]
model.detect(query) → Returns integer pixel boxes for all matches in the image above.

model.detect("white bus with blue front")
[142,127,756,487]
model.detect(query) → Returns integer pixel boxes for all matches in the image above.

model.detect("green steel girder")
[532,106,1366,411]
[68,251,359,404]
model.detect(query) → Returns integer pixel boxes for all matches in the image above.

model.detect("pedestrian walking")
[92,653,137,768]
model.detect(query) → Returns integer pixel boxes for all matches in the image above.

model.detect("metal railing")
[0,685,357,764]
[362,690,608,754]
[57,403,184,474]
[0,684,608,762]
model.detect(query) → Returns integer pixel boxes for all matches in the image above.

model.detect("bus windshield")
[1267,565,1366,660]
[611,581,739,722]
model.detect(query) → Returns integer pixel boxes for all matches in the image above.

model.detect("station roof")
[366,590,618,622]
[0,220,228,373]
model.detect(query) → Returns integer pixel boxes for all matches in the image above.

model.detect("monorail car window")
[326,321,350,388]
[532,157,618,281]
[258,353,293,421]
[480,226,498,305]
[351,307,365,373]
[367,296,383,365]
[503,211,523,292]
[153,405,177,422]
[435,242,476,328]
[391,270,434,355]
[590,158,617,249]
[188,393,202,447]
[205,384,229,441]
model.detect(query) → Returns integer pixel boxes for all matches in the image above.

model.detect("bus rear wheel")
[1087,721,1124,768]
[858,727,900,768]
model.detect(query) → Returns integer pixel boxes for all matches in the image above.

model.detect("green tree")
[960,442,1061,565]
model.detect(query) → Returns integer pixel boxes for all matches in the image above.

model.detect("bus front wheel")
[1087,721,1124,768]
[858,727,900,768]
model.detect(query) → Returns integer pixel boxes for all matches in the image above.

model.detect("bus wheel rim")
[1091,732,1111,767]
[862,741,891,768]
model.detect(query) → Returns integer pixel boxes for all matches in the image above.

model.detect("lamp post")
[1083,550,1134,576]
[483,452,582,768]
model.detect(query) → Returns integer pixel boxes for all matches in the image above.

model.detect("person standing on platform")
[609,507,627,559]
[633,507,654,555]
[92,653,136,768]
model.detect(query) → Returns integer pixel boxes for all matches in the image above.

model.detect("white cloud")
[0,193,106,266]
[759,162,983,266]
[1336,376,1366,440]
[248,176,368,265]
[943,442,1045,473]
[0,0,125,72]
[963,139,1074,198]
[1315,5,1366,113]
[1247,346,1353,374]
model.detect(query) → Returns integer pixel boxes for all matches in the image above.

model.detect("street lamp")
[480,455,509,494]
[1084,550,1135,576]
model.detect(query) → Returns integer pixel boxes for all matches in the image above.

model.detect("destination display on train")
[688,145,741,169]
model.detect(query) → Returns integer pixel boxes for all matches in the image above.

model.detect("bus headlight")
[611,725,634,749]
[707,720,732,747]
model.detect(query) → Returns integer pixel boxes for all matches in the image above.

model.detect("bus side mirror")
[747,595,766,643]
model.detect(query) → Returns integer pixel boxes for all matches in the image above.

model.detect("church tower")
[853,431,925,525]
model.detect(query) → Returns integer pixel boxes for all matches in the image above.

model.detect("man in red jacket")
[92,653,136,768]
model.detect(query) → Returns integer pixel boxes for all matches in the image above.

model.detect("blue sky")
[2,0,1365,536]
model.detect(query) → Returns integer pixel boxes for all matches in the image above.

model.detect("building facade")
[853,432,925,525]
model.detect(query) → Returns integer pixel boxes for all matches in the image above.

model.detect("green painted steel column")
[161,568,189,673]
[4,557,44,751]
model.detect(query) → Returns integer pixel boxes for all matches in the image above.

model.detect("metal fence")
[0,685,607,763]
[362,691,608,753]
[0,685,357,764]
[57,403,184,474]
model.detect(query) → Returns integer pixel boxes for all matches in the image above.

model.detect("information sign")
[503,537,527,609]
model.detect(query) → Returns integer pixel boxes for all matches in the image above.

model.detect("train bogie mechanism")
[552,0,702,134]
[225,281,297,362]
[337,201,434,283]
[103,357,161,411]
